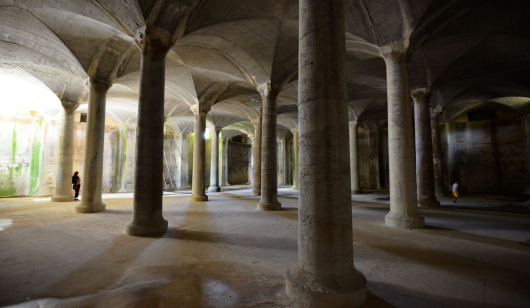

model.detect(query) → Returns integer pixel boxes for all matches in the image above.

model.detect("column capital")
[248,132,255,138]
[134,26,175,54]
[411,88,431,102]
[61,101,79,114]
[380,41,409,63]
[257,81,281,100]
[190,103,210,116]
[290,128,298,135]
[212,126,222,135]
[89,76,112,89]
[349,120,359,129]
[250,117,261,126]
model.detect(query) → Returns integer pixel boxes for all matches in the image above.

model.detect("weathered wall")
[228,140,251,185]
[358,126,389,190]
[358,127,370,189]
[0,115,58,197]
[444,114,528,194]
[72,123,137,194]
[379,127,390,189]
[0,114,141,197]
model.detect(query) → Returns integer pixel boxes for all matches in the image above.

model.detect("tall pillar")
[291,128,298,190]
[125,37,171,236]
[248,133,255,187]
[285,136,292,186]
[431,110,445,198]
[286,0,367,306]
[382,43,425,229]
[257,83,281,211]
[75,79,110,213]
[189,104,209,202]
[278,138,285,185]
[413,88,441,207]
[52,101,79,202]
[350,120,363,194]
[208,128,221,192]
[251,118,262,195]
[220,138,229,186]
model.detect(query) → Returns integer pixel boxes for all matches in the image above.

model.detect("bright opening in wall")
[0,68,61,117]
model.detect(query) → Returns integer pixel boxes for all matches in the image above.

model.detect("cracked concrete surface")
[1,188,529,307]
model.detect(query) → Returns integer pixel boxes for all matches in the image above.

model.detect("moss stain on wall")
[0,129,17,197]
[29,117,43,195]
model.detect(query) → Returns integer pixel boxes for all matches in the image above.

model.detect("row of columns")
[49,1,444,304]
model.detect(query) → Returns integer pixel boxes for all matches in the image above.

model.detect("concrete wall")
[0,114,142,197]
[358,127,371,189]
[0,115,58,197]
[358,126,389,190]
[444,114,529,194]
[228,140,251,185]
[379,127,390,189]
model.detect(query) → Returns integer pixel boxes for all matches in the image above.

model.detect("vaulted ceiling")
[1,0,528,138]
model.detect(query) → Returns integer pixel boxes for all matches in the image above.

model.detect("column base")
[252,189,261,196]
[257,200,281,211]
[208,186,221,192]
[189,194,208,202]
[286,264,367,308]
[75,202,106,213]
[385,211,425,229]
[51,195,74,202]
[352,189,363,194]
[418,198,441,208]
[291,186,298,190]
[125,219,168,237]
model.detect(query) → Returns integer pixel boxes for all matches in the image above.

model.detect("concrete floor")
[0,187,529,308]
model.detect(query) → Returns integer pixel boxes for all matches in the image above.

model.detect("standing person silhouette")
[452,180,459,203]
[72,171,81,201]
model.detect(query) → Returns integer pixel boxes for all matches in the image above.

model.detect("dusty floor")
[1,187,529,308]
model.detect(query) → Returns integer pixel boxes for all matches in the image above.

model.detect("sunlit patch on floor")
[0,218,12,231]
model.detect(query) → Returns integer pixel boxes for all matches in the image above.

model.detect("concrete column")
[431,110,445,198]
[349,120,363,194]
[286,0,367,306]
[189,104,209,202]
[257,82,281,211]
[285,137,292,186]
[278,138,285,185]
[220,138,229,186]
[248,133,255,187]
[125,38,171,236]
[251,119,262,195]
[413,88,441,208]
[75,79,110,213]
[208,128,221,192]
[382,43,425,229]
[52,101,79,202]
[291,128,298,190]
